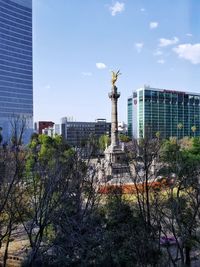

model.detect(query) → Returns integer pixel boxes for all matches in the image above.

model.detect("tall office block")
[0,0,33,142]
[127,97,132,138]
[129,86,200,139]
[127,92,137,138]
[61,118,111,147]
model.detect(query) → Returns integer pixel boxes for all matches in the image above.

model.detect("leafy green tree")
[189,137,200,155]
[98,187,162,267]
[101,193,137,267]
[18,135,74,266]
[20,135,105,267]
[119,134,131,143]
[99,134,110,151]
[179,137,193,150]
[160,137,200,266]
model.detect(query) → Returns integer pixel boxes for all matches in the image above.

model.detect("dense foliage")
[0,134,200,267]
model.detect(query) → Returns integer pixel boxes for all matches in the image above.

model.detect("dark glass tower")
[127,97,132,138]
[0,0,33,142]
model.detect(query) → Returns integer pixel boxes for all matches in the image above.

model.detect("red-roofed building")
[35,121,54,134]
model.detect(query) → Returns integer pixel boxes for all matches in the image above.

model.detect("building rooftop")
[136,86,200,96]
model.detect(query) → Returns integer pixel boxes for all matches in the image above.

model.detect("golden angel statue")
[111,70,121,86]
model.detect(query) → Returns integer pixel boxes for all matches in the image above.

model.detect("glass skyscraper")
[128,86,200,139]
[0,0,33,142]
[127,97,133,138]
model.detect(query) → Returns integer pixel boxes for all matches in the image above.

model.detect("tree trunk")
[3,226,12,267]
[185,246,191,267]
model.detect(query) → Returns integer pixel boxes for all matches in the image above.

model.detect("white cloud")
[82,72,92,76]
[150,22,158,29]
[96,62,107,69]
[110,2,125,16]
[159,37,179,47]
[173,43,200,64]
[157,59,165,64]
[154,50,163,56]
[135,42,144,53]
[140,8,145,12]
[44,84,51,89]
[186,33,193,37]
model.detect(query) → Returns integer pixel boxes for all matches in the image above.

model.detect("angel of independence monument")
[104,71,129,180]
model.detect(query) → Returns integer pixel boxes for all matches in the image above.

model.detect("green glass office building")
[128,86,200,139]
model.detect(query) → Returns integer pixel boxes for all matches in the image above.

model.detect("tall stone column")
[104,70,124,165]
[109,85,120,147]
[103,70,130,181]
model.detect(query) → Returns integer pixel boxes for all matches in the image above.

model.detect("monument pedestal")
[104,144,126,164]
[104,144,130,182]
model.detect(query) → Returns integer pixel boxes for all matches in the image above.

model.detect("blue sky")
[33,0,200,124]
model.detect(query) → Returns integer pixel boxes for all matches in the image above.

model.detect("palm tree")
[155,131,160,139]
[191,125,197,137]
[177,123,183,139]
